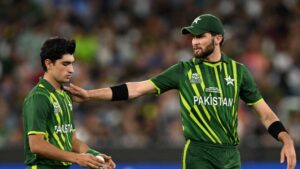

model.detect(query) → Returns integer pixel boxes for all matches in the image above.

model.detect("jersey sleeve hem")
[148,79,161,95]
[247,98,264,106]
[28,131,47,135]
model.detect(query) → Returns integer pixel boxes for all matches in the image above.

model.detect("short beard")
[194,39,215,59]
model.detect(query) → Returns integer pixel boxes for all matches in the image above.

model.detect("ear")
[214,35,223,46]
[44,59,53,71]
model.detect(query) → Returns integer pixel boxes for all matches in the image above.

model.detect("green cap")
[181,14,224,36]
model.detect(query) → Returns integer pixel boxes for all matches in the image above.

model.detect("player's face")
[192,33,215,59]
[50,54,75,83]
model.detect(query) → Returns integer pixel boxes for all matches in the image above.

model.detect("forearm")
[87,88,112,101]
[253,100,279,128]
[86,81,156,101]
[72,136,90,153]
[30,139,78,163]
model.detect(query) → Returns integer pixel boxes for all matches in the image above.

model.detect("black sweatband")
[110,84,128,101]
[267,121,287,141]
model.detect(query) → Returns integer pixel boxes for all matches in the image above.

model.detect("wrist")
[68,152,79,164]
[278,132,294,145]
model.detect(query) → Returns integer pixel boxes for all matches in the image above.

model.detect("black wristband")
[267,121,287,141]
[110,84,128,101]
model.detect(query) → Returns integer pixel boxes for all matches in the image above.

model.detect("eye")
[193,34,205,39]
[62,62,71,66]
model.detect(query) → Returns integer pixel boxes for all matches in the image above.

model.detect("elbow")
[29,143,41,154]
[29,137,44,154]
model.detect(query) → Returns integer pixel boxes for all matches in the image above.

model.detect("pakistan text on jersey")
[193,96,233,107]
[54,124,73,134]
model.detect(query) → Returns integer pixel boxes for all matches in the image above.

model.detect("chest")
[181,63,240,98]
[49,92,73,133]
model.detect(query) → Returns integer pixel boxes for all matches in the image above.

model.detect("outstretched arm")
[64,80,157,102]
[253,100,296,169]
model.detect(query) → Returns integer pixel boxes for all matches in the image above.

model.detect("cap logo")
[193,17,201,24]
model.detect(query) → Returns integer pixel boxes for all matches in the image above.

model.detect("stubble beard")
[194,39,215,59]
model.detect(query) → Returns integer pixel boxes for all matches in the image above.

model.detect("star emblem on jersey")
[190,73,201,84]
[225,76,234,86]
[193,17,201,24]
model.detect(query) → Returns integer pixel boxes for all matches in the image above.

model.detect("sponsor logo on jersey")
[193,96,233,107]
[190,73,201,84]
[54,124,73,134]
[68,103,73,111]
[53,102,60,114]
[205,87,220,93]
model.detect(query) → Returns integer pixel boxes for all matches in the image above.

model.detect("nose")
[192,38,200,46]
[69,64,74,73]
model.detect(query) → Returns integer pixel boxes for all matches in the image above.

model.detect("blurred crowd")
[0,0,300,150]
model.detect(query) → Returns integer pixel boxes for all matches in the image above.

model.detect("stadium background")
[0,0,299,168]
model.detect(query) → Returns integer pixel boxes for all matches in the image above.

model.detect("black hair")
[40,37,76,71]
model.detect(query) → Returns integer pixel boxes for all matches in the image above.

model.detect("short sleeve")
[23,94,51,135]
[150,63,181,94]
[239,65,263,105]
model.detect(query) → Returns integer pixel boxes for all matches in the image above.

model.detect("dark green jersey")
[150,54,262,146]
[23,78,75,167]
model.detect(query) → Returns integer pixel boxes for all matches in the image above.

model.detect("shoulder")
[24,85,51,104]
[174,60,194,70]
[226,56,248,70]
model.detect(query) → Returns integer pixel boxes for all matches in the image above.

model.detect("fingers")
[280,150,285,164]
[107,159,116,169]
[70,83,82,91]
[286,154,296,169]
[87,162,103,169]
[64,85,77,94]
[88,156,105,169]
[281,150,296,169]
[63,86,71,91]
[79,154,105,169]
[101,154,112,160]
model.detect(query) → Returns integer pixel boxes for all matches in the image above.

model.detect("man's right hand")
[64,83,89,102]
[75,153,105,169]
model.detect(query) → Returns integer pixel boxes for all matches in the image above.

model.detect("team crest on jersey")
[225,75,234,86]
[190,73,201,84]
[53,102,60,114]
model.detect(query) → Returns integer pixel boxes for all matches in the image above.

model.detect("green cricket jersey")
[23,78,75,167]
[150,54,262,146]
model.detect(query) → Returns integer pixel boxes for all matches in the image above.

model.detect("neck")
[202,48,222,62]
[43,73,61,91]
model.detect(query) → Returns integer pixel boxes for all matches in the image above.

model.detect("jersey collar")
[193,53,230,65]
[39,77,57,93]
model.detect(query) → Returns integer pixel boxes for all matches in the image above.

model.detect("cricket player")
[65,14,296,169]
[23,37,116,169]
